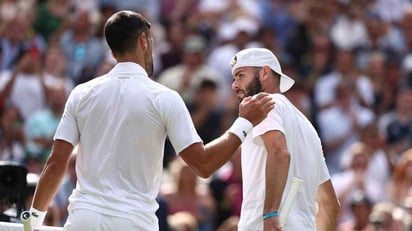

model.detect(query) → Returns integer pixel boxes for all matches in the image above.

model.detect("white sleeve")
[252,104,285,146]
[160,91,202,154]
[319,153,331,184]
[53,88,80,146]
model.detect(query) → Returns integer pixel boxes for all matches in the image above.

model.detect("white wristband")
[228,117,253,142]
[29,207,47,229]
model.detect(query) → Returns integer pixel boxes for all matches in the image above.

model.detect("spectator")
[187,79,224,143]
[42,45,74,94]
[367,201,396,230]
[156,194,170,231]
[374,0,411,24]
[0,47,46,122]
[207,16,258,90]
[284,1,332,77]
[314,49,374,112]
[59,8,105,84]
[365,51,394,116]
[317,80,375,174]
[0,105,25,163]
[331,142,381,225]
[158,34,224,105]
[329,1,367,51]
[0,17,31,71]
[387,148,412,206]
[357,123,391,191]
[156,20,186,76]
[162,157,216,231]
[337,190,373,231]
[209,149,242,229]
[33,0,72,43]
[24,83,68,163]
[378,85,412,164]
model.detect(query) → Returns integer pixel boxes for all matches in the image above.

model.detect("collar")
[109,62,147,76]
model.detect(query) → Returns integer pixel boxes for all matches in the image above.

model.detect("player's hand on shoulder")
[239,92,274,126]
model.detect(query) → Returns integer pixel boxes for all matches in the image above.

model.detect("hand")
[238,93,274,126]
[264,216,283,231]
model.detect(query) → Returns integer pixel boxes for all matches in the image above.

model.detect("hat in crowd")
[230,48,295,93]
[183,35,206,53]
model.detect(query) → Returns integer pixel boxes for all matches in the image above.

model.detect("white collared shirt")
[238,94,330,231]
[54,62,202,229]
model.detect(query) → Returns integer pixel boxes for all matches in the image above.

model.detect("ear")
[139,32,148,51]
[260,66,271,81]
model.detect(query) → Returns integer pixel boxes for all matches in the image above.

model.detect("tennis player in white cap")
[230,48,340,231]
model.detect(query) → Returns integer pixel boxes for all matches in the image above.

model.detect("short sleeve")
[54,89,80,146]
[319,154,331,184]
[160,91,202,154]
[252,107,285,146]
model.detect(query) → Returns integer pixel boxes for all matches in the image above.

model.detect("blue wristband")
[263,211,279,220]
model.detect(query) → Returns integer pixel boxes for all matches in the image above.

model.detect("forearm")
[316,204,338,231]
[181,116,251,178]
[264,151,290,213]
[32,160,69,211]
[316,180,340,231]
[185,132,241,178]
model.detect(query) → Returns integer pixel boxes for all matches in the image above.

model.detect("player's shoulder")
[72,74,106,91]
[271,93,289,106]
[148,80,184,104]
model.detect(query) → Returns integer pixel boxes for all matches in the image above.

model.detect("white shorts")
[63,209,148,231]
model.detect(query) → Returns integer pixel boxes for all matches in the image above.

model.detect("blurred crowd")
[0,0,411,230]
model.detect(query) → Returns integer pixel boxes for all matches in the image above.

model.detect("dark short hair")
[104,11,151,56]
[198,79,217,90]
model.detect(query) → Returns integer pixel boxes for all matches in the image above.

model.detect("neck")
[116,55,144,68]
[263,84,280,94]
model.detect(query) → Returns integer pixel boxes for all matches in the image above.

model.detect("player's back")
[66,63,181,222]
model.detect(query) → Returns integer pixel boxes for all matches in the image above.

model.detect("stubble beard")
[144,50,154,77]
[243,72,262,99]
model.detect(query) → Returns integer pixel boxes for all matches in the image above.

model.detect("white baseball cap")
[230,48,295,93]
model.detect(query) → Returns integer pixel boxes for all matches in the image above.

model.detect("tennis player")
[230,48,341,231]
[27,11,274,231]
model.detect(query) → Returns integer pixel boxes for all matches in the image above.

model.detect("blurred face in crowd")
[48,84,68,115]
[5,17,28,45]
[336,50,354,74]
[19,49,42,74]
[351,153,369,171]
[72,9,91,35]
[44,46,67,76]
[396,88,412,114]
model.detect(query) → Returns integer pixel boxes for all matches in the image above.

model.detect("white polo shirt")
[54,62,202,230]
[238,94,330,231]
